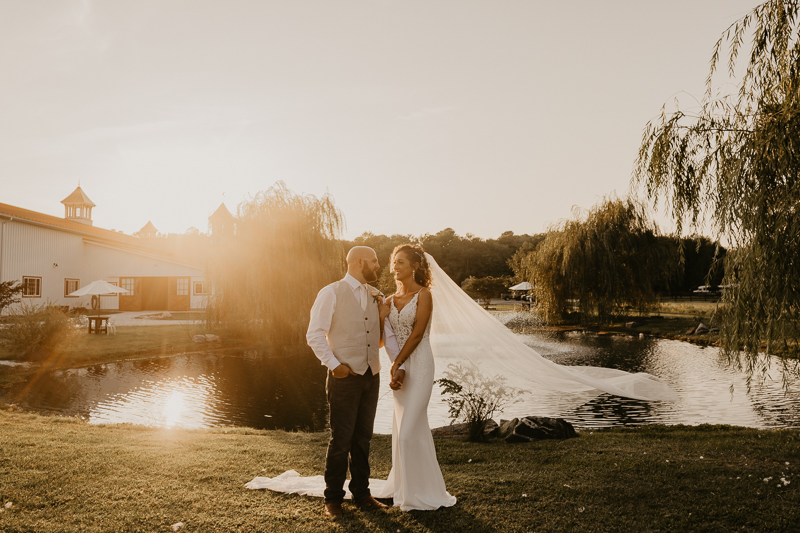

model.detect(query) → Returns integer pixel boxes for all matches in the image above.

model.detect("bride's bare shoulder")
[418,287,432,303]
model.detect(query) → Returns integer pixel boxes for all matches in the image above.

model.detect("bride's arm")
[392,288,433,368]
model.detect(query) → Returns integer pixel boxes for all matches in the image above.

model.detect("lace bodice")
[387,291,434,385]
[388,292,431,349]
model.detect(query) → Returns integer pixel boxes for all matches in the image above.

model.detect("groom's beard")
[362,265,379,283]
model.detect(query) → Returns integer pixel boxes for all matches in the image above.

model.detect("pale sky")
[0,0,757,239]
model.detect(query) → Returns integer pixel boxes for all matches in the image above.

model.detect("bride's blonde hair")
[391,244,432,288]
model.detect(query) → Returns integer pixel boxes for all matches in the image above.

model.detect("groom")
[306,246,390,519]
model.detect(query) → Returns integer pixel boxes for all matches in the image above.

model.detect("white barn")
[0,187,214,313]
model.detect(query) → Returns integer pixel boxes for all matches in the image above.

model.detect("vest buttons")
[365,317,368,320]
[368,344,370,347]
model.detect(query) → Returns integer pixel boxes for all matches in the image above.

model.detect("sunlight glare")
[162,391,185,428]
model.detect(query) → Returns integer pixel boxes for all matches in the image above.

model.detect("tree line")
[345,229,542,296]
[345,206,724,318]
[201,188,723,338]
[508,198,724,323]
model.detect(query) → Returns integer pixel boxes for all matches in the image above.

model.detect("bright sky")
[0,0,757,239]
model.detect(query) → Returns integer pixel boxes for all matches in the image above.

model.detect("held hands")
[390,364,405,390]
[332,363,356,379]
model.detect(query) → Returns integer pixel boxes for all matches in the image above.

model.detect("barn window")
[64,279,79,297]
[120,278,135,295]
[22,276,41,298]
[193,281,211,295]
[176,278,189,296]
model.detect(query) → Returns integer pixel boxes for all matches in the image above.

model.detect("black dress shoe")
[354,495,389,510]
[324,502,343,519]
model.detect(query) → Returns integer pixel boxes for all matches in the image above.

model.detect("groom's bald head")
[346,246,379,284]
[346,246,376,265]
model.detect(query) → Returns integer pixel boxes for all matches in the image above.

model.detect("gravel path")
[105,311,202,327]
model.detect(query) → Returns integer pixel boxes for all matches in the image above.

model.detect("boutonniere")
[371,289,383,304]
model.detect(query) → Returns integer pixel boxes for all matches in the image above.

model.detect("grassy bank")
[494,298,725,348]
[0,325,239,387]
[1,411,798,532]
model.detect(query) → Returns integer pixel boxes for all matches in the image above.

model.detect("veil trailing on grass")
[425,253,677,402]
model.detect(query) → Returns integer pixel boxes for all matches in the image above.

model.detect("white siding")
[190,284,209,310]
[0,219,207,313]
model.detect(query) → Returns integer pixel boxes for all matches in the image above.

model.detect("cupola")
[138,221,159,238]
[208,203,235,242]
[61,186,96,226]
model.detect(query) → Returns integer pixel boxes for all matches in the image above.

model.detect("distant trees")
[349,228,540,295]
[349,232,414,295]
[671,236,725,293]
[461,276,511,308]
[516,198,676,324]
[420,228,516,286]
[208,182,344,348]
[633,0,800,379]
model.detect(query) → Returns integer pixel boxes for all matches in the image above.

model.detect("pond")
[3,331,799,433]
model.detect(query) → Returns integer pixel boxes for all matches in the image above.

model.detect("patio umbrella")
[508,282,532,291]
[69,280,129,316]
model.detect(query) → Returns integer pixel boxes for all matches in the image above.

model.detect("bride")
[246,243,676,510]
[372,243,457,510]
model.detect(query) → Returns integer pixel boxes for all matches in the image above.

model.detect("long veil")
[426,253,677,402]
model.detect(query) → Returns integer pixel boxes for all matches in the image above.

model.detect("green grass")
[0,411,798,532]
[657,299,719,319]
[0,325,240,387]
[0,325,212,362]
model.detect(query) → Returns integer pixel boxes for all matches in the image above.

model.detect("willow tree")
[209,182,345,349]
[634,0,800,383]
[528,198,675,324]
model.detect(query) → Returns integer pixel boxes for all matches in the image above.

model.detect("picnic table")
[87,316,109,334]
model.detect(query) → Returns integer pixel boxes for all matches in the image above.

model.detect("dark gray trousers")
[324,367,380,504]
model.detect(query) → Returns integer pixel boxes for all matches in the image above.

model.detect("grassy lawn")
[0,411,798,532]
[0,325,240,387]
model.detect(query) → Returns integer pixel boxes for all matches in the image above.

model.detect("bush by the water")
[495,311,542,333]
[436,362,520,442]
[0,303,79,361]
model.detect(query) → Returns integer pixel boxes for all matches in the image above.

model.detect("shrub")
[0,280,22,314]
[461,276,511,309]
[495,311,542,333]
[435,362,519,442]
[0,303,80,361]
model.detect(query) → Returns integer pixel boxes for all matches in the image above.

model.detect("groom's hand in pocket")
[332,363,355,379]
[390,369,405,390]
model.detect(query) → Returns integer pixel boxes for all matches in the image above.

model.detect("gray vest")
[327,280,381,375]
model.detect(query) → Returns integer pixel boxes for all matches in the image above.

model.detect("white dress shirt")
[307,273,402,371]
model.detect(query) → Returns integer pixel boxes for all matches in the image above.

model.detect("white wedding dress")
[372,292,457,510]
[246,253,677,504]
[246,291,457,511]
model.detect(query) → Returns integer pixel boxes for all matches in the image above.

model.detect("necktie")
[360,284,368,311]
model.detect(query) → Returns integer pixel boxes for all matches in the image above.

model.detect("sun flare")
[162,391,186,428]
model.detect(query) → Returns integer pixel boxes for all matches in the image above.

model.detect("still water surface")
[4,331,800,433]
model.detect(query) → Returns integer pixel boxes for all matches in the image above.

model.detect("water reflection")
[3,350,328,431]
[3,332,800,432]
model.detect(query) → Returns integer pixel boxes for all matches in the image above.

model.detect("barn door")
[118,278,142,311]
[168,277,190,311]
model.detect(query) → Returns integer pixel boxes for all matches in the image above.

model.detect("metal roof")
[60,186,96,207]
[0,202,198,267]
